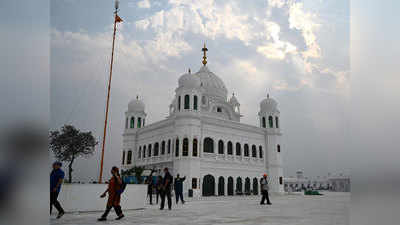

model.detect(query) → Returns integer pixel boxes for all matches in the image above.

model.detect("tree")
[49,125,98,183]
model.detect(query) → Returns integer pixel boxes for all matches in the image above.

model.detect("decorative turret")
[258,94,280,129]
[125,96,147,129]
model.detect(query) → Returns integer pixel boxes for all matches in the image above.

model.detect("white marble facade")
[120,49,284,197]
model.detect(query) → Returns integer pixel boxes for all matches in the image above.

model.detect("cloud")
[268,0,286,8]
[137,0,151,9]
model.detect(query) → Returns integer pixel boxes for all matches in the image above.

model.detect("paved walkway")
[51,192,349,225]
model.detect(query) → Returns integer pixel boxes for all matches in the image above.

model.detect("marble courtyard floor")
[51,192,349,225]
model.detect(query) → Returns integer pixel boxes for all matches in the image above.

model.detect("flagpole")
[99,0,121,183]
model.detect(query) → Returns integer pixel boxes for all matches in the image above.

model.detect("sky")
[49,0,350,182]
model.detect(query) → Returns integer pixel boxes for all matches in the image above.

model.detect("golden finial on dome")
[202,43,208,65]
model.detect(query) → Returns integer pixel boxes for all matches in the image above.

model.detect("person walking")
[146,172,154,205]
[50,162,65,219]
[155,175,162,204]
[97,166,124,221]
[159,167,173,210]
[174,174,186,204]
[260,174,272,205]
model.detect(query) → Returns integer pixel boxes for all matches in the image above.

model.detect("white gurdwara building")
[121,46,284,197]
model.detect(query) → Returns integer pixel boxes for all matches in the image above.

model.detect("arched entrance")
[245,177,251,194]
[236,177,242,194]
[218,176,225,196]
[202,174,215,196]
[228,177,234,196]
[253,178,258,195]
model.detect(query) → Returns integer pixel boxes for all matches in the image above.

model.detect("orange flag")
[115,14,123,23]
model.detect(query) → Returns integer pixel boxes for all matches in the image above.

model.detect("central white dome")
[195,66,228,99]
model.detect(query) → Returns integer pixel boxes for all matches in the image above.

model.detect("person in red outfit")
[98,167,124,221]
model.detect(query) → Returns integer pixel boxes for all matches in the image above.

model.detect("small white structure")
[120,46,284,197]
[284,171,350,192]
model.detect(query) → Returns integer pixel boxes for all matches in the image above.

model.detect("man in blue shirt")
[50,161,65,219]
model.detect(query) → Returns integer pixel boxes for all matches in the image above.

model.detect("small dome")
[128,96,145,112]
[260,94,278,112]
[195,66,228,99]
[229,93,239,105]
[178,70,201,89]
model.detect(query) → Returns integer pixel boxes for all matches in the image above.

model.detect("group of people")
[146,168,186,210]
[50,162,272,221]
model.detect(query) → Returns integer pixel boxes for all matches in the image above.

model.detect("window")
[127,150,132,164]
[138,117,142,128]
[277,144,281,153]
[202,96,207,105]
[125,118,128,129]
[161,141,165,155]
[148,144,152,157]
[193,138,198,156]
[244,144,249,157]
[262,117,266,128]
[138,147,141,159]
[252,145,257,157]
[236,143,241,156]
[143,118,145,127]
[175,138,179,157]
[192,178,197,189]
[122,151,125,164]
[268,116,273,128]
[259,146,263,158]
[183,138,189,156]
[168,139,171,154]
[217,107,222,112]
[203,137,214,153]
[275,116,279,128]
[194,95,198,110]
[130,117,135,128]
[143,146,146,158]
[227,141,233,155]
[154,142,159,156]
[279,177,283,185]
[184,95,190,109]
[218,140,224,154]
[178,96,181,111]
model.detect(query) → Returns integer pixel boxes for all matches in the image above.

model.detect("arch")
[203,137,214,153]
[262,117,266,128]
[201,96,207,105]
[122,151,125,164]
[168,139,171,154]
[218,176,225,196]
[268,116,273,128]
[202,174,215,196]
[143,146,146,158]
[175,138,179,157]
[184,94,190,109]
[275,116,279,128]
[236,142,241,156]
[182,138,189,156]
[178,96,181,111]
[138,147,141,159]
[277,144,281,153]
[227,141,233,155]
[218,140,224,154]
[148,144,152,157]
[252,145,257,157]
[245,177,251,194]
[125,117,128,129]
[130,117,135,128]
[253,178,258,195]
[259,146,263,158]
[138,117,142,128]
[194,95,198,110]
[154,142,159,156]
[161,141,165,155]
[227,177,234,196]
[280,177,283,185]
[193,138,198,156]
[143,118,145,127]
[236,177,242,194]
[127,150,132,164]
[244,144,249,157]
